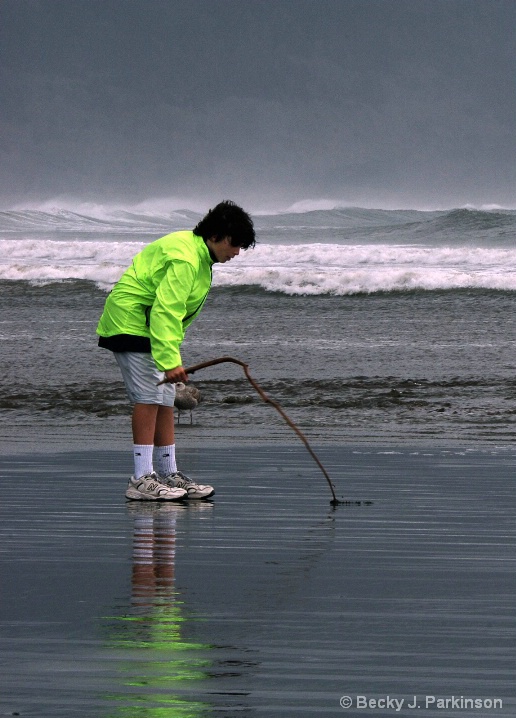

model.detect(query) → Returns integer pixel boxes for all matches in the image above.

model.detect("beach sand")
[1,439,515,717]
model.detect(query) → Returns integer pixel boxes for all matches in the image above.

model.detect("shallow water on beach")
[1,445,515,717]
[3,280,516,451]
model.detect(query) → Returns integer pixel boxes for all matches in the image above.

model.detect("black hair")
[193,200,256,249]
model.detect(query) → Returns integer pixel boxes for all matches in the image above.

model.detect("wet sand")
[1,444,515,717]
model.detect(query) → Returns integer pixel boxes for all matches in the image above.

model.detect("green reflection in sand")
[105,698,209,718]
[103,503,214,717]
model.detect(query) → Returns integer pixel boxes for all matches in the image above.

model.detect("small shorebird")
[174,382,201,424]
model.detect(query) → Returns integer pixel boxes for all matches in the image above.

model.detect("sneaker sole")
[185,488,215,500]
[125,487,187,501]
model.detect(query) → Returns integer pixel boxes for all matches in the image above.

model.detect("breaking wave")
[2,205,516,294]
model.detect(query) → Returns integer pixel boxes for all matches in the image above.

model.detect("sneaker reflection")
[105,502,214,717]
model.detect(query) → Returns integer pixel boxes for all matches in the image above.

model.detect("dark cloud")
[1,0,515,209]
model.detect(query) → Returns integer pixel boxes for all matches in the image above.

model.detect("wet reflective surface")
[4,282,516,447]
[1,445,515,716]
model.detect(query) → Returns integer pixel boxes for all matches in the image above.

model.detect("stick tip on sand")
[330,499,374,506]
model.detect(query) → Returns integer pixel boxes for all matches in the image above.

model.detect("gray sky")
[1,0,515,210]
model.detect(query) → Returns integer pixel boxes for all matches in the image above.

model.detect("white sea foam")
[2,238,516,294]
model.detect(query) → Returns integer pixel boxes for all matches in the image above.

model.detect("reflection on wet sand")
[104,502,214,717]
[3,447,514,716]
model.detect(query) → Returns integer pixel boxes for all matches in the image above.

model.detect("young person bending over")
[97,200,255,501]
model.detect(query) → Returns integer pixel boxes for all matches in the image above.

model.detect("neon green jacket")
[96,231,214,370]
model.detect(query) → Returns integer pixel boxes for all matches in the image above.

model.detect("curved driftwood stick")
[162,356,340,504]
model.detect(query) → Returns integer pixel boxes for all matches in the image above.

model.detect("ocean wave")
[2,239,516,294]
[215,268,516,295]
[422,208,516,235]
[2,205,516,237]
[0,208,200,233]
[0,238,146,288]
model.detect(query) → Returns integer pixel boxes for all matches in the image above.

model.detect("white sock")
[133,444,154,478]
[154,444,177,477]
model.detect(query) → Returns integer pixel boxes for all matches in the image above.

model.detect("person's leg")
[152,386,214,499]
[154,405,175,446]
[132,403,160,445]
[131,405,176,474]
[114,352,186,501]
[131,403,159,478]
[153,400,178,478]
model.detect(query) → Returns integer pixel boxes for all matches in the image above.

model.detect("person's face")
[207,236,242,263]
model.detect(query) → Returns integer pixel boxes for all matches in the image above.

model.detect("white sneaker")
[125,472,187,501]
[160,471,215,499]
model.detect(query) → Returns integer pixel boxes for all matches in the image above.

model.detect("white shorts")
[114,352,176,406]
